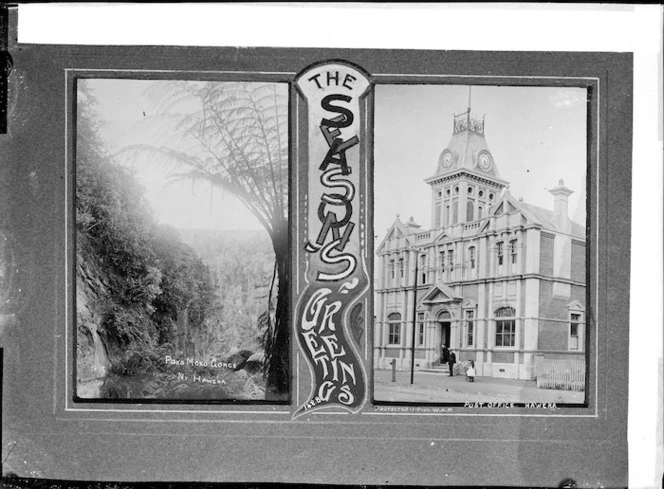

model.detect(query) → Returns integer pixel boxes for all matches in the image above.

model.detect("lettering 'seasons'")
[293,62,371,417]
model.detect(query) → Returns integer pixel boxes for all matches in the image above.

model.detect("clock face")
[442,152,453,169]
[478,152,492,171]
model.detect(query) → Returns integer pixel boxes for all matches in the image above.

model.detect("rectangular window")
[469,246,476,269]
[388,323,401,345]
[570,313,581,350]
[417,313,425,346]
[497,242,504,266]
[398,257,404,279]
[511,241,517,263]
[389,259,395,280]
[495,319,515,347]
[510,239,518,273]
[420,255,426,284]
[465,310,474,346]
[439,251,445,278]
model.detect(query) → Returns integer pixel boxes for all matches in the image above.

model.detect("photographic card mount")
[0,30,631,487]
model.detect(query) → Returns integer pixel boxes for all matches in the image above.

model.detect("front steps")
[418,364,451,374]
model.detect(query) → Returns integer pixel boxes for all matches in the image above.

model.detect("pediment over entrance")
[433,230,451,243]
[419,283,463,306]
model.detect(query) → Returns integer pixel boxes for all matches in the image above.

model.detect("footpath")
[374,369,584,404]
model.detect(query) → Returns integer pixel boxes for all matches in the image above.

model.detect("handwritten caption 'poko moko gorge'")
[164,356,237,369]
[163,356,237,386]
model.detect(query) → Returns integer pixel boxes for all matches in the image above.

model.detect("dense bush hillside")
[75,83,274,400]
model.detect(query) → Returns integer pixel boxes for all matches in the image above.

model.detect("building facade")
[374,107,586,380]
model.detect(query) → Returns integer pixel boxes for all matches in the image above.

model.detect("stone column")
[523,278,540,380]
[458,180,469,224]
[525,228,540,275]
[486,282,494,369]
[516,230,524,275]
[515,278,523,378]
[488,234,496,280]
[426,320,436,364]
[400,287,410,367]
[476,282,487,365]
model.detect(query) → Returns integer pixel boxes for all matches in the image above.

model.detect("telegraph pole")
[410,249,420,384]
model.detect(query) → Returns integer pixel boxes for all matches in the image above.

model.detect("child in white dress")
[466,361,475,382]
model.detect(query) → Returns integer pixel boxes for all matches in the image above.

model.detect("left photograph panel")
[74,78,290,402]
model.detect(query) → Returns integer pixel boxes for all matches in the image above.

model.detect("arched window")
[496,306,515,316]
[497,242,504,266]
[419,254,427,284]
[465,309,475,346]
[387,313,402,345]
[434,204,442,228]
[438,310,452,321]
[478,206,484,218]
[468,246,476,270]
[466,200,474,222]
[417,312,425,346]
[495,307,516,347]
[452,200,458,224]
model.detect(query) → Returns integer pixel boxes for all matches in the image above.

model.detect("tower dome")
[425,90,509,229]
[433,108,504,181]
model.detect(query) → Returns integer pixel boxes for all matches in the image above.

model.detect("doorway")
[439,321,450,360]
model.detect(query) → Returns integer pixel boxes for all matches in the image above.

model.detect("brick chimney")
[548,179,574,231]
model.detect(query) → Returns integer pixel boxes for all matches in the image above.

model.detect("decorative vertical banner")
[293,61,372,418]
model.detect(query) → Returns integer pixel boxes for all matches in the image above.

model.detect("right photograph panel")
[373,84,588,405]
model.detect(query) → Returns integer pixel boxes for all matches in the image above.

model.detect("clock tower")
[425,100,508,229]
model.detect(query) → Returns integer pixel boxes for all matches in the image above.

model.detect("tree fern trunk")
[265,219,289,400]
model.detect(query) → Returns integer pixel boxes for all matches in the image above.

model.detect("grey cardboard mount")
[0,11,631,487]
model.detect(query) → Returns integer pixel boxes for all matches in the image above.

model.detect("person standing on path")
[448,350,456,376]
[441,344,449,365]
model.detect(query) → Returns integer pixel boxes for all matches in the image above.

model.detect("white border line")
[63,68,600,420]
[63,68,292,416]
[68,68,296,75]
[373,74,599,80]
[363,74,600,418]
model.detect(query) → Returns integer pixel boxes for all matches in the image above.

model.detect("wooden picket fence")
[534,355,585,391]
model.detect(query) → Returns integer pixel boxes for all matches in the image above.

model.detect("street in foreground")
[374,369,584,404]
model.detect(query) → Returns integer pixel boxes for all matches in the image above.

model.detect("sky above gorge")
[84,80,587,238]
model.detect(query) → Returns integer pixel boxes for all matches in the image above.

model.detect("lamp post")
[410,248,422,385]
